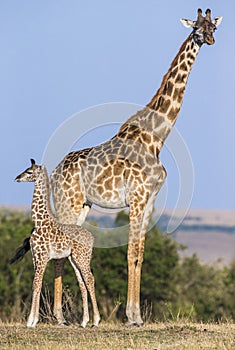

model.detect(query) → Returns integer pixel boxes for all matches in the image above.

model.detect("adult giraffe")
[50,9,222,326]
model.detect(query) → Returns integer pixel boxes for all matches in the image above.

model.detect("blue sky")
[1,1,234,210]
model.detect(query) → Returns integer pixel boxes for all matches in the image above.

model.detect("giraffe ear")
[212,16,223,28]
[180,19,196,28]
[30,159,36,166]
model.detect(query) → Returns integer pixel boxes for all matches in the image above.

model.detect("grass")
[0,321,235,350]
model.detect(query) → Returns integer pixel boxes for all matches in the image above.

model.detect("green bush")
[0,209,34,320]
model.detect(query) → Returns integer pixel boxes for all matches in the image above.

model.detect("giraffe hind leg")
[69,250,100,327]
[80,267,100,327]
[68,256,89,328]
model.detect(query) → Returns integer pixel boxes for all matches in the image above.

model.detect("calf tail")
[9,235,31,264]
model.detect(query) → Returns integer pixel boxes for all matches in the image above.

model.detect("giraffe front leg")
[53,258,68,325]
[27,259,47,327]
[126,188,160,326]
[127,235,149,326]
[129,172,166,325]
[132,195,157,325]
[132,235,146,326]
[126,213,143,326]
[126,241,138,326]
[126,245,144,325]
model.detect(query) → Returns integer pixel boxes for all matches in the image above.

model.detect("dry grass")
[0,321,235,350]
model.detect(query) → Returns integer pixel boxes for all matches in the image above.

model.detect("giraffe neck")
[118,33,200,155]
[146,33,200,145]
[31,166,54,227]
[148,33,200,117]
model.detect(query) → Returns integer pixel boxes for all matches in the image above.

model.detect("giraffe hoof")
[91,324,98,329]
[59,321,70,327]
[125,321,143,327]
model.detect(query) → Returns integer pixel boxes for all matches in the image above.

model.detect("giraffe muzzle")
[205,36,215,45]
[14,175,22,182]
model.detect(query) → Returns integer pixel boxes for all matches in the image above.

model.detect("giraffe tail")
[9,235,31,264]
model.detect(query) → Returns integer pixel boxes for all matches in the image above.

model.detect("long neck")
[146,34,200,147]
[147,33,200,120]
[32,166,54,227]
[118,33,200,155]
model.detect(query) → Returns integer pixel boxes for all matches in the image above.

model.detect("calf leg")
[27,257,47,327]
[68,256,89,328]
[70,248,100,327]
[80,267,100,327]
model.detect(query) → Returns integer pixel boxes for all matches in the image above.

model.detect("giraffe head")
[181,8,222,46]
[15,159,42,183]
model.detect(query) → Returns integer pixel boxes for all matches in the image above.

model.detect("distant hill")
[170,209,235,265]
[86,207,235,265]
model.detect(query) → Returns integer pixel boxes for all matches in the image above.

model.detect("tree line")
[1,208,235,323]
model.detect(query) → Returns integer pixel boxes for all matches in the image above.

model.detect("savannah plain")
[1,321,235,350]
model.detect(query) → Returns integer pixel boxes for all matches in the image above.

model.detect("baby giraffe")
[15,159,100,328]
